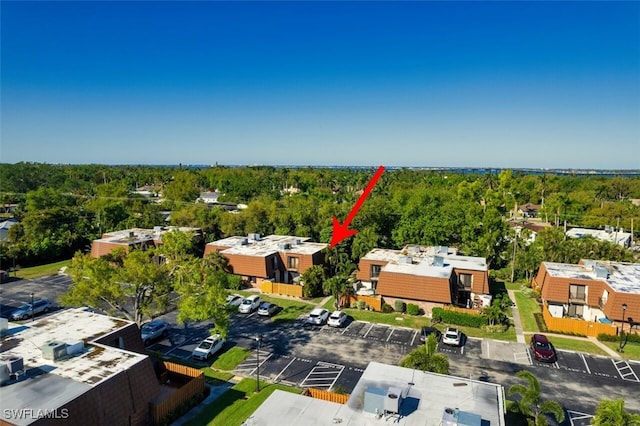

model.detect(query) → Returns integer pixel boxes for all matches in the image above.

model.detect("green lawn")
[184,379,302,426]
[451,323,517,342]
[343,308,431,329]
[513,291,541,332]
[212,347,251,371]
[321,296,337,311]
[259,295,314,322]
[542,335,609,356]
[202,367,235,384]
[602,341,640,361]
[14,259,71,279]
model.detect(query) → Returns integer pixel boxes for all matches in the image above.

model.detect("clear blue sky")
[1,1,639,169]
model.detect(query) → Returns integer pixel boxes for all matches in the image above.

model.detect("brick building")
[204,234,326,286]
[90,226,202,258]
[533,260,640,327]
[356,245,490,313]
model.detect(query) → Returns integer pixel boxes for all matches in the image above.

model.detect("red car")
[530,333,557,363]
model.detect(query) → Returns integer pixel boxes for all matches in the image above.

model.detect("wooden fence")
[542,303,617,337]
[150,362,205,425]
[303,387,350,404]
[261,281,303,298]
[443,305,483,315]
[345,294,383,312]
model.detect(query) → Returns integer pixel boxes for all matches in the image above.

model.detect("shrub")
[350,302,358,309]
[357,300,366,310]
[382,303,394,313]
[394,300,406,313]
[407,303,420,316]
[432,307,488,327]
[598,332,640,343]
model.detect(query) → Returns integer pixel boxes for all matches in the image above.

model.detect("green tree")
[62,249,172,326]
[323,274,352,310]
[162,171,200,202]
[507,370,565,426]
[592,398,640,426]
[173,256,231,337]
[301,265,325,298]
[399,334,450,374]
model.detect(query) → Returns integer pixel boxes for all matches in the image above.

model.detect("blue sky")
[1,1,639,169]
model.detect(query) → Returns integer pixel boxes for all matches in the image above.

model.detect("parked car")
[226,294,244,307]
[10,299,51,320]
[306,308,329,325]
[530,333,557,363]
[442,327,461,346]
[327,310,348,327]
[238,295,261,314]
[192,335,225,361]
[140,320,170,345]
[419,326,442,343]
[258,302,278,317]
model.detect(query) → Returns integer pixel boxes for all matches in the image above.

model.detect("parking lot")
[0,274,74,319]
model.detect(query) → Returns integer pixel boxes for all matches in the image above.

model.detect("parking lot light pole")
[255,334,263,392]
[619,303,628,353]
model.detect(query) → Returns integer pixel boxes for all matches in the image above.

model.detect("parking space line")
[249,351,272,376]
[273,357,297,383]
[362,324,375,338]
[341,321,352,335]
[567,410,593,426]
[579,353,591,375]
[329,365,345,391]
[613,359,640,382]
[386,329,394,342]
[409,330,418,346]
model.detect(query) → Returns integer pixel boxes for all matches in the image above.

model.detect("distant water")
[174,164,640,178]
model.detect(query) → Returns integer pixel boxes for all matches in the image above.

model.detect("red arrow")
[330,165,386,248]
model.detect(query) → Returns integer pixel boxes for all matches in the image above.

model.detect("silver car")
[140,320,170,345]
[306,308,329,326]
[11,299,51,320]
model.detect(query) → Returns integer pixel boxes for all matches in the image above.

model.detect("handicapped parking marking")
[300,361,345,391]
[613,359,640,382]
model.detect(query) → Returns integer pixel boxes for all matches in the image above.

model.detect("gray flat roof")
[543,261,640,294]
[0,309,148,424]
[95,226,201,245]
[566,227,631,246]
[208,234,327,257]
[248,362,505,426]
[362,245,487,278]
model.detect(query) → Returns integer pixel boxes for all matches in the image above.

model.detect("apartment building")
[204,234,326,285]
[356,245,490,312]
[533,260,640,326]
[90,226,202,258]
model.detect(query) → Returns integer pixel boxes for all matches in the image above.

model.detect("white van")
[238,295,261,314]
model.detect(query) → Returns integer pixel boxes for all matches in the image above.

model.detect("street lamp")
[619,303,628,353]
[255,334,263,392]
[30,292,34,321]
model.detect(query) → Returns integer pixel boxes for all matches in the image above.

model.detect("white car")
[192,335,225,361]
[226,294,244,307]
[306,308,330,326]
[442,327,461,346]
[238,295,261,314]
[327,310,348,327]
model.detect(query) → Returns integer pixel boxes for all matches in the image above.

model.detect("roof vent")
[42,341,67,361]
[279,242,291,250]
[129,231,135,238]
[239,238,249,246]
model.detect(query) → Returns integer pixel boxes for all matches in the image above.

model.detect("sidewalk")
[507,289,526,344]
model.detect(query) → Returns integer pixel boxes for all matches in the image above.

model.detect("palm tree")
[508,370,565,426]
[323,274,349,310]
[399,334,449,374]
[592,398,640,426]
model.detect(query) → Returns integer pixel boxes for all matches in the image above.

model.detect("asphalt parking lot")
[0,274,74,319]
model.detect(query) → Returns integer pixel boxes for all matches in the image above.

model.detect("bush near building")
[432,307,488,327]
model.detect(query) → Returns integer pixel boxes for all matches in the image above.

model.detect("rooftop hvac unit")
[363,387,386,415]
[66,340,84,355]
[433,256,444,267]
[594,265,609,279]
[42,341,67,361]
[604,225,613,233]
[294,238,302,245]
[248,233,261,241]
[399,256,412,264]
[384,386,402,414]
[129,231,135,238]
[239,238,249,245]
[583,259,596,270]
[0,356,24,374]
[153,226,163,232]
[407,246,420,255]
[279,243,291,250]
[438,245,449,254]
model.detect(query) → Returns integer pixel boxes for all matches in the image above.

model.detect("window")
[287,256,299,270]
[569,284,586,302]
[370,264,382,279]
[458,273,473,290]
[568,304,584,318]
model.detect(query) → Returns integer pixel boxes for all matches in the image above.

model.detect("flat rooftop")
[95,226,201,245]
[363,245,487,278]
[543,261,640,294]
[249,361,505,426]
[0,309,148,425]
[208,234,327,257]
[566,227,631,246]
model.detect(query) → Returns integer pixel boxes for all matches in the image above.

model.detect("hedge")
[598,332,640,343]
[432,307,487,328]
